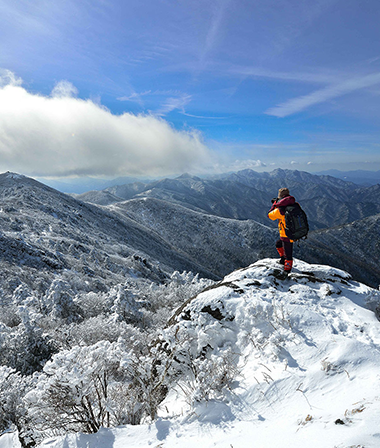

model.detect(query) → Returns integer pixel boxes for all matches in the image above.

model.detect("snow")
[5,173,26,180]
[2,258,375,448]
[0,432,20,448]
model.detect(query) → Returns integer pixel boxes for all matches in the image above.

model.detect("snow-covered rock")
[28,258,380,448]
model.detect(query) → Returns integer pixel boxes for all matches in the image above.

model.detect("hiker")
[268,187,295,273]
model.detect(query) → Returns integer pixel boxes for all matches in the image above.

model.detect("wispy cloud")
[198,0,231,71]
[228,65,342,84]
[156,94,192,116]
[368,56,380,64]
[0,73,210,177]
[180,112,228,119]
[117,90,193,115]
[117,90,152,106]
[266,72,380,117]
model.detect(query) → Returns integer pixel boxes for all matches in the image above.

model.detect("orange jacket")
[268,195,295,242]
[268,207,293,240]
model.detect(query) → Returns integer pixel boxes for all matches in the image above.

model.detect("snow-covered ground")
[2,258,380,448]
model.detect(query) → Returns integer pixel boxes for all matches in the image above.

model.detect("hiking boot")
[277,256,285,265]
[284,259,293,272]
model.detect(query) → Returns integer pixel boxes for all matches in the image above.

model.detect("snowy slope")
[0,171,277,298]
[300,213,380,288]
[109,197,275,278]
[0,171,218,301]
[72,169,380,287]
[30,258,380,448]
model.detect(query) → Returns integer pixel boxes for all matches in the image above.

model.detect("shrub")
[0,366,34,448]
[25,340,173,439]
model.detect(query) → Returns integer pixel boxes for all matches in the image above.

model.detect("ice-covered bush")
[43,279,82,322]
[142,271,214,327]
[53,315,145,348]
[25,339,172,439]
[0,366,34,448]
[0,366,27,431]
[0,305,21,327]
[109,284,143,324]
[26,341,127,436]
[154,321,242,409]
[176,349,242,405]
[0,268,216,442]
[0,321,56,375]
[74,291,110,318]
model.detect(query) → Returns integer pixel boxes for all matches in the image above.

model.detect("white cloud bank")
[0,74,210,177]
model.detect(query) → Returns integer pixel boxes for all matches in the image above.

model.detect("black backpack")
[284,204,309,241]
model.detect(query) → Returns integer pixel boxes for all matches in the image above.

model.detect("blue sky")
[0,0,380,178]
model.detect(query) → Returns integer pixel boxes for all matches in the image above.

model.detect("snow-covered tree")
[0,366,34,448]
[25,339,172,439]
[0,320,56,375]
[53,315,145,349]
[109,284,143,324]
[43,279,82,322]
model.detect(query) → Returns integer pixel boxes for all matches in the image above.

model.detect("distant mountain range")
[39,169,380,194]
[73,168,380,287]
[315,169,380,186]
[74,169,380,231]
[0,169,379,298]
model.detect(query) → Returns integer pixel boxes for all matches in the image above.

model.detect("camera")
[271,197,278,204]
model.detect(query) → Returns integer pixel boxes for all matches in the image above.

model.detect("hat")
[278,188,290,198]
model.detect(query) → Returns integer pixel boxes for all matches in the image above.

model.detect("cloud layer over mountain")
[0,73,210,177]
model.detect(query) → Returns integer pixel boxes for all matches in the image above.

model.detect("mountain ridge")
[73,169,380,232]
[2,170,379,288]
[109,196,275,278]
